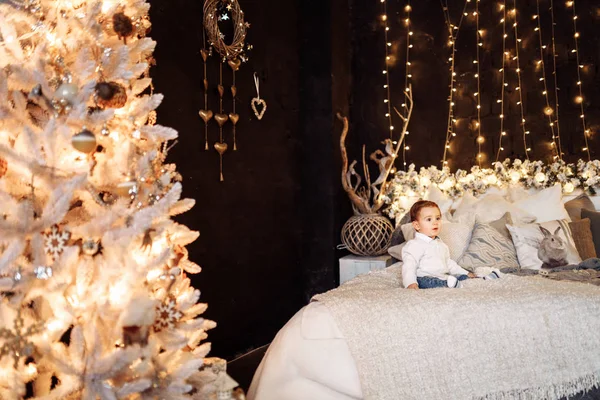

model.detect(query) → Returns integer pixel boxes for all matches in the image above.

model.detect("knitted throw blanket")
[313,265,600,400]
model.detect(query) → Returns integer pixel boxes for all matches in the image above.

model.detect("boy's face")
[413,206,442,238]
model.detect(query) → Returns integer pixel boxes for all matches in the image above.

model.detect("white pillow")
[451,192,478,222]
[399,220,473,261]
[425,186,454,217]
[507,185,532,202]
[452,194,536,224]
[388,242,407,261]
[507,219,581,270]
[512,184,570,223]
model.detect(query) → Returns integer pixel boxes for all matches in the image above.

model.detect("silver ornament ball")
[54,83,78,104]
[82,239,100,256]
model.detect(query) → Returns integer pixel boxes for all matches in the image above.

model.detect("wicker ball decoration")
[341,214,394,257]
[203,0,247,60]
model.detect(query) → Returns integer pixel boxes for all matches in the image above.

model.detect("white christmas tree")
[0,0,233,398]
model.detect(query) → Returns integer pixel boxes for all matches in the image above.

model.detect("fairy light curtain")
[377,0,598,171]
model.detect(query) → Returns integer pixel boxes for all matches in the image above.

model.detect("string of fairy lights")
[549,0,564,159]
[379,0,414,171]
[496,2,508,162]
[441,0,470,167]
[567,0,591,160]
[533,0,560,160]
[380,0,394,140]
[474,0,483,166]
[402,1,412,170]
[510,3,531,160]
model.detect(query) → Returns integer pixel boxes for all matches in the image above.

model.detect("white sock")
[447,275,458,288]
[483,271,500,280]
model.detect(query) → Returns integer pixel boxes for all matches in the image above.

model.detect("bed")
[248,186,600,400]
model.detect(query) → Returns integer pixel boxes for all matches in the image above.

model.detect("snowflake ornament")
[154,297,183,332]
[43,224,71,260]
[0,308,44,368]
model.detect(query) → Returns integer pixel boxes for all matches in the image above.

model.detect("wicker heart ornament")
[251,97,266,120]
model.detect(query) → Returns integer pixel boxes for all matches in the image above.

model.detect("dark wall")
[149,0,345,360]
[148,0,600,360]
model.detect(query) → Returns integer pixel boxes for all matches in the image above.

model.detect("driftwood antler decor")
[338,87,413,256]
[338,87,414,215]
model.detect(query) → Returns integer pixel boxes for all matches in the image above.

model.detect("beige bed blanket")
[313,265,600,400]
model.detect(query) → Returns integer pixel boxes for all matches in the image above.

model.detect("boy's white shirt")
[401,232,470,288]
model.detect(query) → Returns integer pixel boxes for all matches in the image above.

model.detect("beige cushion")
[564,194,595,221]
[459,222,519,272]
[569,218,597,260]
[486,212,513,240]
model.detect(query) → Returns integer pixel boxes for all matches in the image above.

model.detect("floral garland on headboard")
[383,159,600,220]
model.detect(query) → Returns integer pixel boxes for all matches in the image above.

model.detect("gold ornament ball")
[72,129,97,153]
[544,107,554,116]
[115,180,138,197]
[54,83,78,104]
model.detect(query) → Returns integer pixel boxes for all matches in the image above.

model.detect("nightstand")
[339,254,394,285]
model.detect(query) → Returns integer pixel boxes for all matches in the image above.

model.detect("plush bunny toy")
[538,226,569,269]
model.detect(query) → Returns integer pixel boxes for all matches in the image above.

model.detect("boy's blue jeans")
[417,275,468,289]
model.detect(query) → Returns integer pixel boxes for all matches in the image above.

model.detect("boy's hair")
[409,200,440,222]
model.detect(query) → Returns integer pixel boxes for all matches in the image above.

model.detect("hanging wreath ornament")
[203,0,248,61]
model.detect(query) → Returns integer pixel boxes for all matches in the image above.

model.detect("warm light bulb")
[535,172,546,183]
[575,96,583,104]
[544,107,554,116]
[563,182,575,193]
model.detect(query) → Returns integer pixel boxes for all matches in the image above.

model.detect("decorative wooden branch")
[337,85,414,215]
[339,115,371,214]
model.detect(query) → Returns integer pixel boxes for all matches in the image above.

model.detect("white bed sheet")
[247,302,362,400]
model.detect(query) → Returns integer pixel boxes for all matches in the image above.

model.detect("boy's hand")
[467,272,477,278]
[407,283,419,289]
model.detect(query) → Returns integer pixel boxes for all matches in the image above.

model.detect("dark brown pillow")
[564,194,595,221]
[581,209,600,257]
[569,218,597,260]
